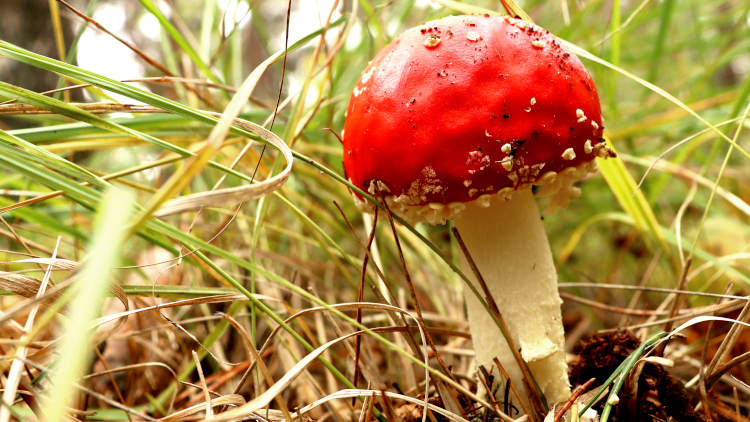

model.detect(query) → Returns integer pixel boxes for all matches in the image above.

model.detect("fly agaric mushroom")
[342,14,612,408]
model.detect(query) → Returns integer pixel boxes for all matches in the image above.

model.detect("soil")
[569,329,708,422]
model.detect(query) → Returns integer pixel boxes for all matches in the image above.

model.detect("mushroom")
[342,15,611,409]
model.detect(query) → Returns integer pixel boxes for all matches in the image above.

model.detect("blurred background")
[0,0,748,420]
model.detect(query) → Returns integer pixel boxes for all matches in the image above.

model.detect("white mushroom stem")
[453,188,570,408]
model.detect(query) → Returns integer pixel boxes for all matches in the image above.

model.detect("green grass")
[0,0,748,421]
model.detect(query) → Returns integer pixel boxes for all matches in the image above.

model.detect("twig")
[618,249,662,327]
[625,359,646,419]
[222,313,292,421]
[654,257,692,356]
[331,201,424,391]
[707,350,750,388]
[478,366,503,417]
[381,195,456,380]
[559,281,748,301]
[561,292,670,316]
[554,378,596,422]
[94,346,133,422]
[379,390,396,421]
[55,0,216,107]
[698,375,713,421]
[0,102,161,115]
[353,207,378,396]
[358,395,372,422]
[452,227,547,419]
[706,298,750,379]
[733,387,740,422]
[493,357,526,418]
[0,238,60,422]
[608,299,746,332]
[698,282,735,417]
[192,350,214,419]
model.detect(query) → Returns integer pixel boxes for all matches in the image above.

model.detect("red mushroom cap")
[343,15,609,221]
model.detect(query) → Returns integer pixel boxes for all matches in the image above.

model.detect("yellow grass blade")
[596,136,667,252]
[40,188,134,422]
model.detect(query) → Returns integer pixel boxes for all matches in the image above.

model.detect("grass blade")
[138,0,223,84]
[595,138,667,253]
[39,187,134,421]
